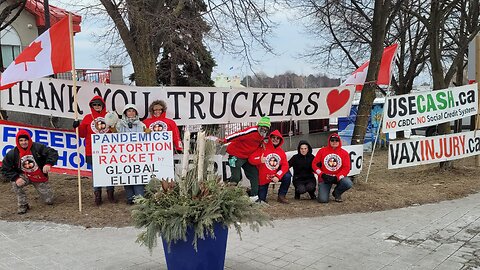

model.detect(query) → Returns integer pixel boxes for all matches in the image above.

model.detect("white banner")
[0,78,355,125]
[0,120,90,175]
[382,84,478,133]
[91,131,174,187]
[388,131,480,169]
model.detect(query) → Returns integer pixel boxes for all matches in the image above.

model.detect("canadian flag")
[0,16,72,86]
[342,43,398,91]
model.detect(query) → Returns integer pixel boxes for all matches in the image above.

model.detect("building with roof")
[0,0,81,70]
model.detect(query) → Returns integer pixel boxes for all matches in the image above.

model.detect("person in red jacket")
[1,130,58,214]
[249,130,291,203]
[223,116,271,200]
[73,96,116,206]
[143,100,183,153]
[312,133,353,203]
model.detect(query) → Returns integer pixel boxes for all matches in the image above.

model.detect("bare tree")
[71,0,276,86]
[0,0,27,70]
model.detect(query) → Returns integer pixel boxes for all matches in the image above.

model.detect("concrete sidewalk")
[1,193,480,270]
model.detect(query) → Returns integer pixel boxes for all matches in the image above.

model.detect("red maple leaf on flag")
[14,41,43,71]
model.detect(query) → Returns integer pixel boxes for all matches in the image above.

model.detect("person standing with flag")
[73,96,116,206]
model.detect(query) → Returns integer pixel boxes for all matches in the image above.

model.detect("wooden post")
[181,130,191,177]
[68,13,82,212]
[197,131,206,182]
[476,35,480,166]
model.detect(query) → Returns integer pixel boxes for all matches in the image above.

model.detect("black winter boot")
[308,191,317,200]
[107,190,117,203]
[94,190,102,206]
[294,192,300,200]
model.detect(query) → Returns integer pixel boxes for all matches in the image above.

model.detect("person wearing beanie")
[221,116,271,201]
[73,96,117,206]
[1,130,58,214]
[116,103,147,204]
[312,133,353,203]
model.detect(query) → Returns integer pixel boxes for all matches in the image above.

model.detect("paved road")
[1,192,480,270]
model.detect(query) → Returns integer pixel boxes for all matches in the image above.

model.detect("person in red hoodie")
[143,100,183,153]
[249,130,291,203]
[73,96,116,206]
[1,130,58,214]
[312,133,353,203]
[222,116,271,201]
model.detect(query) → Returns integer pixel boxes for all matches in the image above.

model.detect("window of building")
[0,26,21,70]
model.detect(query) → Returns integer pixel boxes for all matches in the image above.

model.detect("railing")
[56,69,111,83]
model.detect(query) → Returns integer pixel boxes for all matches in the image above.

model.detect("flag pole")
[68,13,82,212]
[365,44,398,183]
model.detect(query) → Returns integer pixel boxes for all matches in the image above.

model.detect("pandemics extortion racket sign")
[382,84,478,133]
[388,131,480,169]
[0,78,355,125]
[91,131,174,187]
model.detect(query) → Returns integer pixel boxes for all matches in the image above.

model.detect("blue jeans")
[258,172,292,202]
[318,176,353,203]
[124,185,145,202]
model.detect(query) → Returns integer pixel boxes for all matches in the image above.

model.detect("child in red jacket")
[312,133,353,203]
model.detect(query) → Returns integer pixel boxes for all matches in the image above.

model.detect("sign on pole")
[382,84,478,133]
[388,131,480,169]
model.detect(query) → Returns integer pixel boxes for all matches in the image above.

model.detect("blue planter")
[162,223,229,270]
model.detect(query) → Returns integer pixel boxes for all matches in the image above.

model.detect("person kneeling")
[1,130,59,214]
[312,133,353,203]
[249,130,291,203]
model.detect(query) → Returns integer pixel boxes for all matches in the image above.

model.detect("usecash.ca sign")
[388,131,480,169]
[382,84,478,133]
[0,78,355,125]
[0,120,90,174]
[91,131,174,187]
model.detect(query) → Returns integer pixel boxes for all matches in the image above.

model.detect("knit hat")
[258,116,271,128]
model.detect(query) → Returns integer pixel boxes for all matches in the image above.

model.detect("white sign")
[0,120,90,175]
[382,84,478,133]
[388,131,480,169]
[91,131,174,187]
[286,144,363,176]
[0,78,356,125]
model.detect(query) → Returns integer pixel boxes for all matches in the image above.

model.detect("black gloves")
[321,174,337,184]
[72,120,80,129]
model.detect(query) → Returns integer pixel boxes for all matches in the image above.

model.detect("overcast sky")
[68,4,325,80]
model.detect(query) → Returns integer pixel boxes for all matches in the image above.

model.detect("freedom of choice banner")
[382,84,478,133]
[388,130,480,169]
[91,131,175,187]
[0,120,90,175]
[0,78,355,125]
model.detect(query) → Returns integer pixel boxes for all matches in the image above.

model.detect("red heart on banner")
[326,89,350,115]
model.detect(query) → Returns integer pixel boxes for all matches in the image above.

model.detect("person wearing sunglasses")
[312,133,353,203]
[249,130,291,203]
[222,116,271,202]
[73,96,117,206]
